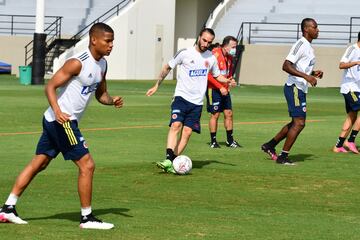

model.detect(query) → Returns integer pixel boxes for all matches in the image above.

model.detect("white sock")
[81,206,92,216]
[5,193,18,206]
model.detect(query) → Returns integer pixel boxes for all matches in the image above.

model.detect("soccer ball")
[173,155,192,175]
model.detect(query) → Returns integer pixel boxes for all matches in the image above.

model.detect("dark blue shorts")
[36,117,89,160]
[206,88,232,113]
[169,96,202,134]
[284,84,307,118]
[343,92,360,113]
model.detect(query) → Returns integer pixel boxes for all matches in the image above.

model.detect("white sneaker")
[79,214,114,230]
[0,205,28,224]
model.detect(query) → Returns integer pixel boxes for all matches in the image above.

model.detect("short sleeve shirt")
[285,37,316,93]
[169,46,220,105]
[340,43,360,94]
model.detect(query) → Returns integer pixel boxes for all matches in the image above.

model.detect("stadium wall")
[54,0,176,80]
[0,36,32,76]
[239,44,344,88]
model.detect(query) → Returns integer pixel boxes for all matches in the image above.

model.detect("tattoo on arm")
[156,66,171,86]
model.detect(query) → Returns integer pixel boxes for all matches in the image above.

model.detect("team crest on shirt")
[204,61,209,68]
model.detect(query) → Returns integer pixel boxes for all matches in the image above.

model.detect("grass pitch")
[0,75,359,239]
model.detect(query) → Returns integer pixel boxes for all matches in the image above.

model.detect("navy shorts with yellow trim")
[169,96,202,134]
[343,91,360,113]
[206,88,232,113]
[284,84,307,118]
[36,117,89,160]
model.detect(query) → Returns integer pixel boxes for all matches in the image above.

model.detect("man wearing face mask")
[206,36,241,148]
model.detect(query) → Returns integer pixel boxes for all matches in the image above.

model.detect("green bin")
[19,66,32,85]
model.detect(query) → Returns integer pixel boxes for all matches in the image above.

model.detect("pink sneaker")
[344,141,359,154]
[333,146,348,153]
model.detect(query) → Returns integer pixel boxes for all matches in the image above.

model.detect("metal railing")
[69,0,131,42]
[237,17,360,46]
[24,16,62,65]
[0,14,61,36]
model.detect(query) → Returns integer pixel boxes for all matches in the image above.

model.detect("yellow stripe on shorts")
[63,121,78,146]
[293,86,300,107]
[208,88,213,105]
[351,92,358,102]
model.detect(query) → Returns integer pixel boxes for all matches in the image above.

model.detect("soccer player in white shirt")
[0,23,122,229]
[333,32,360,154]
[261,18,323,165]
[146,28,235,173]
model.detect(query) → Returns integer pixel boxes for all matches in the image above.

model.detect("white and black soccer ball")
[173,155,192,175]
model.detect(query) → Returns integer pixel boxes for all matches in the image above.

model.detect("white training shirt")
[340,43,360,94]
[44,49,107,122]
[169,46,220,105]
[285,37,316,93]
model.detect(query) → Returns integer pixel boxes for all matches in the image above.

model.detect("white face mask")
[229,48,236,56]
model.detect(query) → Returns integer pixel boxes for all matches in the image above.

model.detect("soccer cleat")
[0,204,28,224]
[332,146,348,153]
[210,141,221,148]
[79,213,114,230]
[156,159,176,174]
[261,143,278,160]
[344,141,359,154]
[226,140,241,148]
[276,155,296,166]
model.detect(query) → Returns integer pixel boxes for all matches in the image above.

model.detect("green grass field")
[0,74,359,240]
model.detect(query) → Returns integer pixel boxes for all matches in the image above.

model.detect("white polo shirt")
[340,43,360,94]
[285,37,316,93]
[169,46,220,105]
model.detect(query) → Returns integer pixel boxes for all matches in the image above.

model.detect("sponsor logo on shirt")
[189,69,207,77]
[81,82,100,95]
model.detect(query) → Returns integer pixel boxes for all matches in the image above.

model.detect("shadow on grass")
[192,160,236,169]
[206,142,243,148]
[290,153,314,162]
[25,207,132,222]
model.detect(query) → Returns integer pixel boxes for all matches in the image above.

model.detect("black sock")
[166,148,176,161]
[226,130,233,143]
[210,132,217,143]
[348,130,359,142]
[267,138,278,148]
[280,151,289,158]
[336,137,346,147]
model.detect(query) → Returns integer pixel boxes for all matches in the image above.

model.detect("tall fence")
[237,17,360,46]
[0,14,61,36]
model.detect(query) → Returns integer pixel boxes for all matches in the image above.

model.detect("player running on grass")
[0,23,122,229]
[333,32,360,154]
[146,28,235,173]
[261,18,323,165]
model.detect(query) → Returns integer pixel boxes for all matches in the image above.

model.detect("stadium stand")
[0,0,123,35]
[212,0,360,45]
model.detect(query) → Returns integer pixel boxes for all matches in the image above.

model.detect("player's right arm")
[339,46,360,69]
[146,64,172,96]
[45,58,82,124]
[282,60,318,87]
